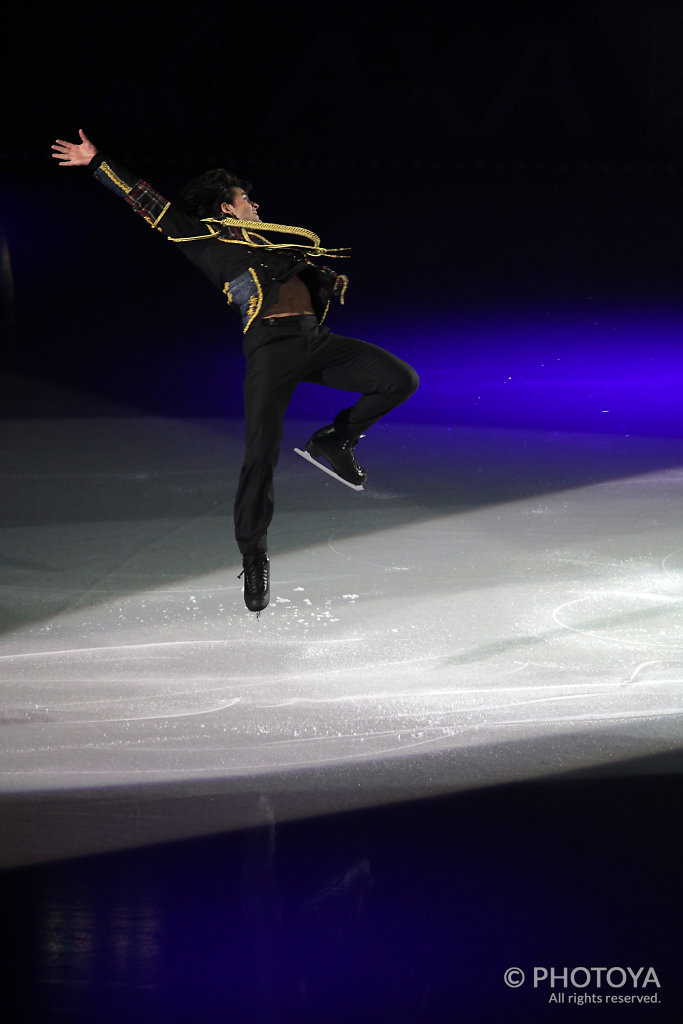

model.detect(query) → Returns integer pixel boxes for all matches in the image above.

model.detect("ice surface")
[1,406,682,865]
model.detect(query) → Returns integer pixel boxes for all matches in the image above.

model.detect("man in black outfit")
[52,130,419,613]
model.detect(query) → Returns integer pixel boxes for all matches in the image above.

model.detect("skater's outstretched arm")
[51,129,211,242]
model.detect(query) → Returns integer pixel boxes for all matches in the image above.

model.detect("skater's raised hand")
[52,129,97,167]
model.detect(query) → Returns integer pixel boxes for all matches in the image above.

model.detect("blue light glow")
[283,305,683,437]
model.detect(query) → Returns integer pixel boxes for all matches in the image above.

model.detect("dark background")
[3,0,683,431]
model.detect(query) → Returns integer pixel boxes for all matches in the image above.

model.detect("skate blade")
[294,449,365,491]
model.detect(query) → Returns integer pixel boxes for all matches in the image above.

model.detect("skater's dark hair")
[174,168,252,219]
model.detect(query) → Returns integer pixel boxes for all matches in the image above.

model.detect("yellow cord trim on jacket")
[205,215,322,249]
[100,161,132,194]
[244,268,263,332]
[243,231,271,246]
[166,224,220,242]
[215,239,350,257]
[152,202,171,228]
[166,219,348,257]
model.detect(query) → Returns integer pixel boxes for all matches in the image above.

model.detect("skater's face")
[221,189,260,221]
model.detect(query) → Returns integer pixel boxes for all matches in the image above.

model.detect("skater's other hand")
[51,129,97,166]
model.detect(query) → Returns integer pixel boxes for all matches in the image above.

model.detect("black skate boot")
[301,425,367,488]
[239,552,270,613]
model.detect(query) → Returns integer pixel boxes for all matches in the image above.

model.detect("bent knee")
[397,363,420,398]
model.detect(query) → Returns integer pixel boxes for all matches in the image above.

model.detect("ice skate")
[239,552,270,613]
[295,424,366,490]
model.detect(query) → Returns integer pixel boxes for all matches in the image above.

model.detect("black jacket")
[90,153,348,350]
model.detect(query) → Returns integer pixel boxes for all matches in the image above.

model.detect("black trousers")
[234,315,419,555]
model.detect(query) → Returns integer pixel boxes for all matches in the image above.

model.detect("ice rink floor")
[1,377,682,868]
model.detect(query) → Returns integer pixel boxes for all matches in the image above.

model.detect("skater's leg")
[296,328,418,485]
[304,330,419,438]
[234,334,303,555]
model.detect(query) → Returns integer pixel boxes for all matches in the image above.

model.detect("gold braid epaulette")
[166,216,350,258]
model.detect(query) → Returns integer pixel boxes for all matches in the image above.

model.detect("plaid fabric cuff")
[125,181,171,228]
